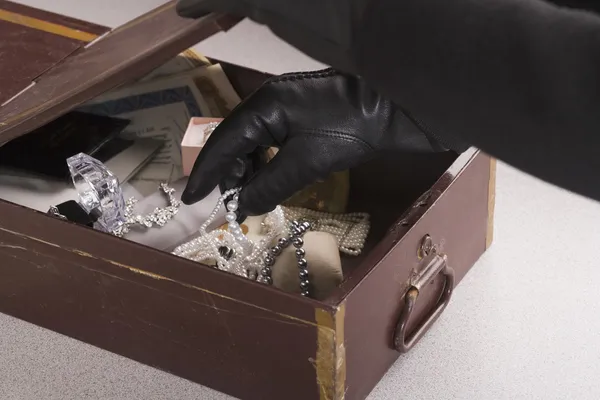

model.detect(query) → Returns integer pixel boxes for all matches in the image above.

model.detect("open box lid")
[0,1,240,144]
[0,1,108,105]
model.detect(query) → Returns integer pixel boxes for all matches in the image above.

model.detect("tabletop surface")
[3,1,600,399]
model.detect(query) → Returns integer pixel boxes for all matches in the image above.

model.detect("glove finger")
[218,150,268,194]
[181,102,282,205]
[218,150,269,223]
[237,137,335,216]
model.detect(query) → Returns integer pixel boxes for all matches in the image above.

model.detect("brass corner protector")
[315,304,346,400]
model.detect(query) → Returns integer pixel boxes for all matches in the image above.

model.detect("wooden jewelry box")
[0,1,496,399]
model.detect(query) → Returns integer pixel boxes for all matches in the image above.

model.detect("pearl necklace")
[258,220,312,296]
[171,190,372,295]
[281,206,370,256]
[172,188,287,279]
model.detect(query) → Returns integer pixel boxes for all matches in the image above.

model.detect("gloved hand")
[176,0,367,74]
[181,69,461,216]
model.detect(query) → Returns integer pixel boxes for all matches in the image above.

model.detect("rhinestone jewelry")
[172,188,288,279]
[112,183,181,237]
[259,220,312,296]
[281,206,370,256]
[203,121,220,137]
[47,206,68,221]
[66,152,126,233]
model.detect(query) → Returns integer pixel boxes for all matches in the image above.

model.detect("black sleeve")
[356,0,600,201]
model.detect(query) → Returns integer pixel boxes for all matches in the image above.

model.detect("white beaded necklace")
[172,189,372,281]
[172,188,287,278]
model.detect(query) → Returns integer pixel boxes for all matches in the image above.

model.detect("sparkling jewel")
[203,122,220,137]
[172,187,287,280]
[112,183,180,237]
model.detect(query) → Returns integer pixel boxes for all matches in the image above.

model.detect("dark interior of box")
[341,152,457,274]
[219,62,460,280]
[0,56,458,298]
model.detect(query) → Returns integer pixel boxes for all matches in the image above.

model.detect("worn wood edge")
[486,157,497,249]
[0,8,99,41]
[182,48,211,66]
[0,224,327,329]
[315,304,346,400]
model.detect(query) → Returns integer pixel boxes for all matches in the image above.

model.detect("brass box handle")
[393,235,455,353]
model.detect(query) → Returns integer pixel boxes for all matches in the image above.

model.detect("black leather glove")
[181,69,460,216]
[176,0,367,74]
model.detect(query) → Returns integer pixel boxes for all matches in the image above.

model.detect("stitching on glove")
[297,128,375,152]
[265,68,339,85]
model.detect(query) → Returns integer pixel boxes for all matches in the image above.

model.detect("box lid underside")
[0,0,239,144]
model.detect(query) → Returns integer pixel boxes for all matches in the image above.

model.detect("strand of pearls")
[172,188,287,279]
[259,220,312,296]
[281,206,370,256]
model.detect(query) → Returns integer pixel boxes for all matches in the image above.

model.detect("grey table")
[4,1,600,399]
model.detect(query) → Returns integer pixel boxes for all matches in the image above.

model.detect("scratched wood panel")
[0,20,82,104]
[0,0,107,104]
[0,0,107,34]
[0,226,325,400]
